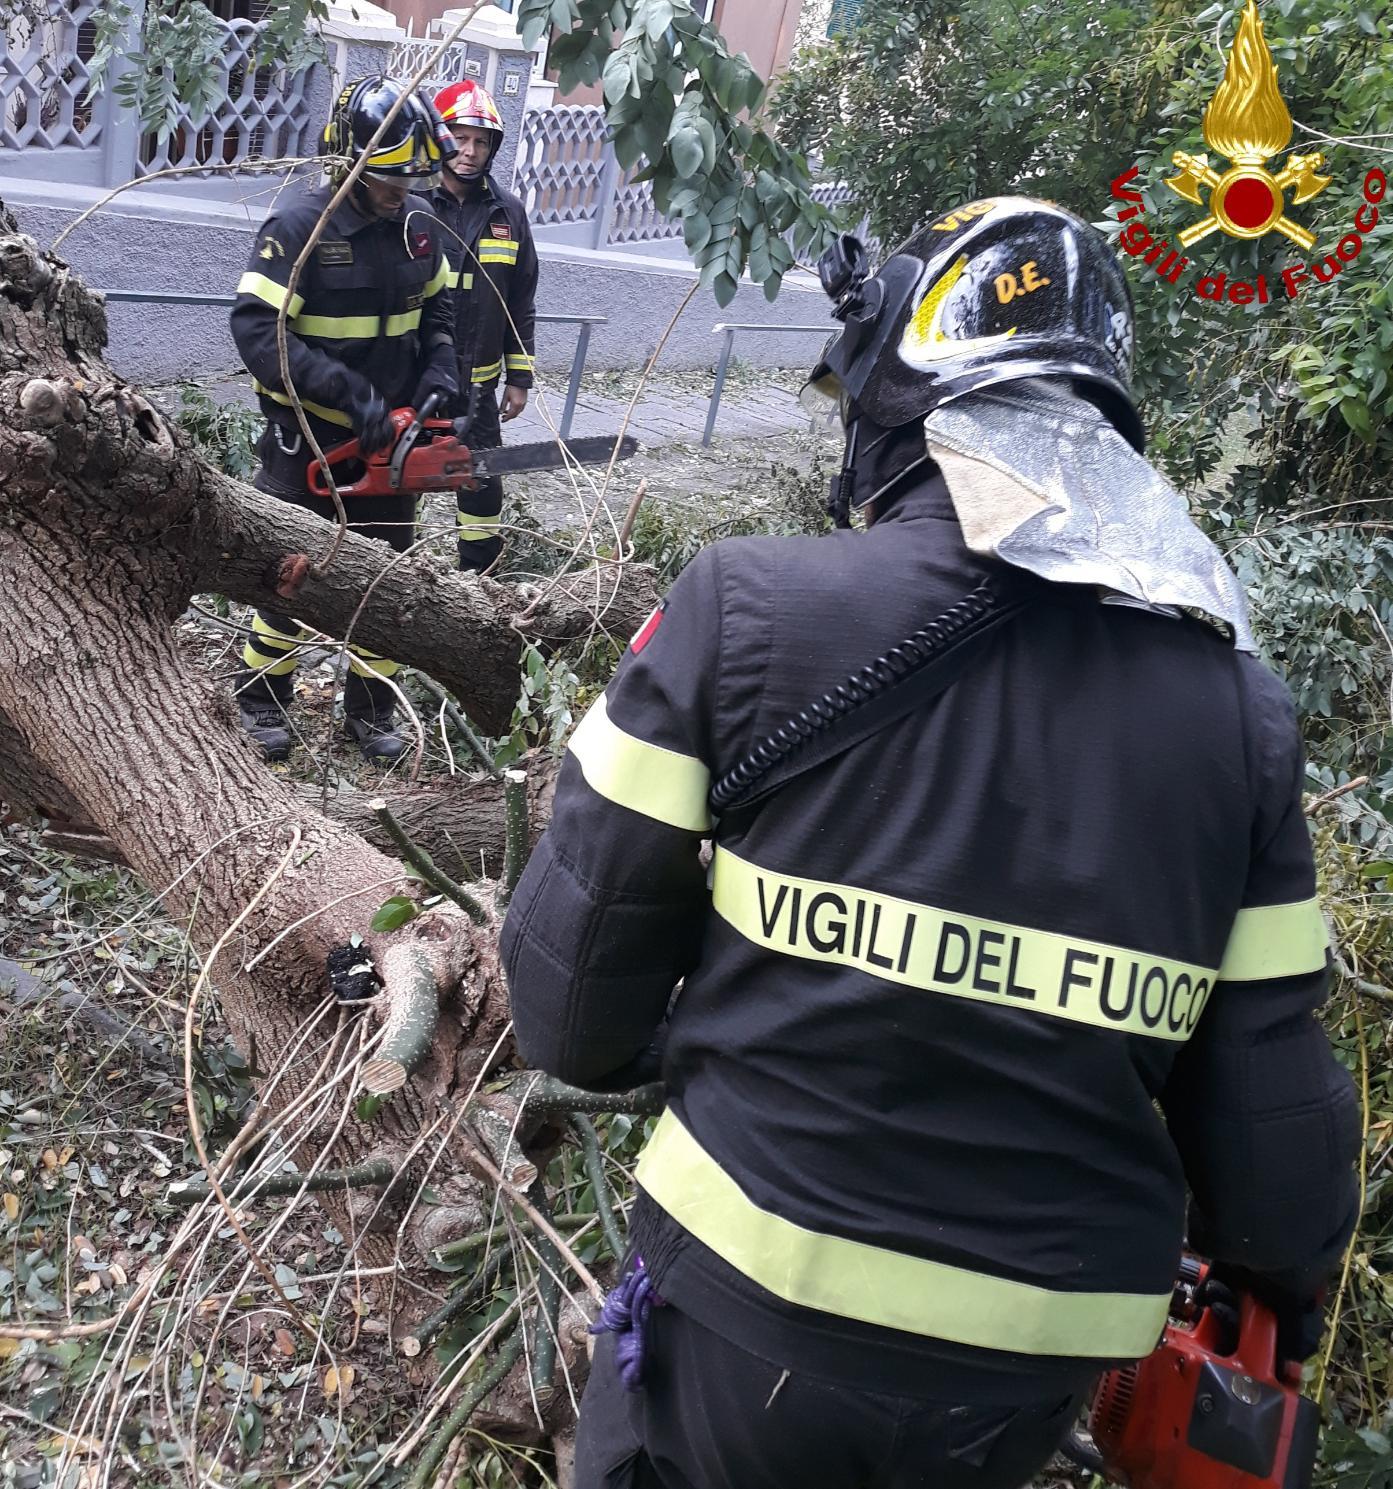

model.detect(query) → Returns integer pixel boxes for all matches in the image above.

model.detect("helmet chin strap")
[828,416,860,530]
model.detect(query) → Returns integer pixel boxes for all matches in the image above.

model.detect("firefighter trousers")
[457,385,504,573]
[576,1308,1080,1489]
[238,424,415,710]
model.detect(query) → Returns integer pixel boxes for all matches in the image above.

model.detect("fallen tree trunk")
[36,761,562,882]
[0,197,646,1422]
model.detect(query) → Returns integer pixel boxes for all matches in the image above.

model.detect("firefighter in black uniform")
[229,76,458,764]
[501,200,1359,1489]
[430,79,539,573]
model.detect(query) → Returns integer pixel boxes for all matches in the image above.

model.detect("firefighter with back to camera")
[229,76,458,764]
[499,197,1360,1489]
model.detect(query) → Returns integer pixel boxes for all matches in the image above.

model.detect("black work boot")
[235,672,294,763]
[344,673,407,764]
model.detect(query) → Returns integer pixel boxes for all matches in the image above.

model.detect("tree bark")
[0,199,639,1375]
[35,763,560,882]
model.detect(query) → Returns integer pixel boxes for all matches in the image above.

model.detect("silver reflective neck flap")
[923,379,1256,652]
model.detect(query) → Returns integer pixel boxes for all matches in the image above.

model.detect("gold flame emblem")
[1164,0,1329,250]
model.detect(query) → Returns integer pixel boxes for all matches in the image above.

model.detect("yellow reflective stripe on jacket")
[251,379,353,427]
[478,238,519,265]
[446,269,476,291]
[290,307,423,340]
[237,271,305,318]
[711,847,1216,1041]
[471,359,504,384]
[457,511,501,541]
[636,1111,1171,1358]
[568,694,711,832]
[1217,897,1328,982]
[424,258,451,297]
[505,353,535,371]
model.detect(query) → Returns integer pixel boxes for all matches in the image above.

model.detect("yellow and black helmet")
[809,197,1143,452]
[324,76,456,185]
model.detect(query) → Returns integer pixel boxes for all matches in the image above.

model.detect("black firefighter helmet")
[809,196,1144,454]
[324,75,455,186]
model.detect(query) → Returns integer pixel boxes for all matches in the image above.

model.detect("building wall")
[1,186,829,385]
[711,0,803,83]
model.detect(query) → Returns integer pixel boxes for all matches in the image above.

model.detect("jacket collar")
[432,173,495,210]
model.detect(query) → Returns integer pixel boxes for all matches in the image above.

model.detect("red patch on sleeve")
[489,221,512,240]
[630,603,665,655]
[411,229,432,258]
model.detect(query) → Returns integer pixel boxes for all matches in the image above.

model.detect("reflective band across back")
[711,847,1216,1041]
[568,695,711,831]
[636,1112,1170,1358]
[1217,898,1328,982]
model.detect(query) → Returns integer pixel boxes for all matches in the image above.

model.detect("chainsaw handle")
[305,407,420,499]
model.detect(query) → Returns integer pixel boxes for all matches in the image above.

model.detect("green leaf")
[237,1405,265,1459]
[670,124,705,178]
[712,269,740,307]
[682,208,713,253]
[644,0,675,42]
[370,896,418,933]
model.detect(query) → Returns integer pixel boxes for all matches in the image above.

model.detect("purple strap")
[590,1256,664,1391]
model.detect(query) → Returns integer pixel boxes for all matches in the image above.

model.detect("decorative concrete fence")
[514,104,683,250]
[385,35,474,94]
[515,103,862,253]
[0,0,321,191]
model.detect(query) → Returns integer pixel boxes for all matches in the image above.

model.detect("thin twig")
[415,673,501,777]
[408,1326,526,1489]
[165,1157,396,1207]
[1305,776,1370,815]
[517,1075,665,1119]
[618,478,650,554]
[369,797,489,924]
[50,155,332,252]
[460,1140,604,1305]
[501,767,529,905]
[569,1114,627,1261]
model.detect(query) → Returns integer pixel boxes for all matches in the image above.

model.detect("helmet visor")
[800,365,850,430]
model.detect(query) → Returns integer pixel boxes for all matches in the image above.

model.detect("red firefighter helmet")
[434,79,504,174]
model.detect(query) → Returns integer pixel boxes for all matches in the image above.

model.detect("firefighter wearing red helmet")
[430,79,539,572]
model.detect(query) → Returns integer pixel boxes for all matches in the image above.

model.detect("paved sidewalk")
[170,370,813,451]
[511,380,811,448]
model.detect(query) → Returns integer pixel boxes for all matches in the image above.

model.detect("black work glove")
[1198,1263,1328,1366]
[348,385,395,456]
[411,343,459,418]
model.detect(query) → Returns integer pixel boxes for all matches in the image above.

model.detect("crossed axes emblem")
[1166,151,1331,251]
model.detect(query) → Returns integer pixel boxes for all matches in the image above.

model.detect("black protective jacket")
[429,174,538,393]
[230,183,453,438]
[502,471,1358,1403]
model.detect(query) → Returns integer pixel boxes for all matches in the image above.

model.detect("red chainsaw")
[1066,1257,1319,1489]
[307,393,638,499]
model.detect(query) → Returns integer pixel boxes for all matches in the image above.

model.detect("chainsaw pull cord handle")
[389,391,443,490]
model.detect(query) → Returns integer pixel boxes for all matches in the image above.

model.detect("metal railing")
[99,292,605,442]
[703,322,832,446]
